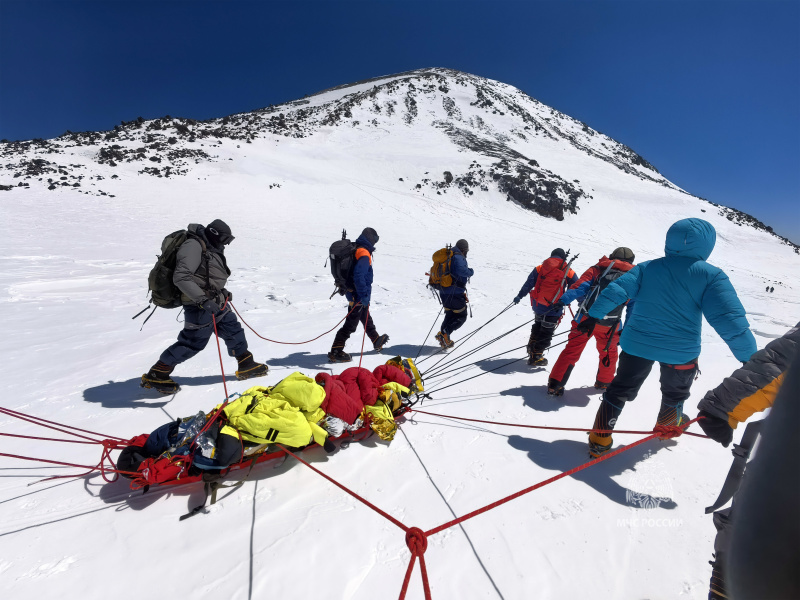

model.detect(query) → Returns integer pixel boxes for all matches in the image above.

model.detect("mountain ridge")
[0,67,796,249]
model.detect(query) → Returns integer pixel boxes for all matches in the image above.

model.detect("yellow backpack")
[385,356,424,394]
[428,247,453,290]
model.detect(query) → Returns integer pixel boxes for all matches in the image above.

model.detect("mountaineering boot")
[547,378,564,397]
[588,431,613,459]
[594,380,609,390]
[435,331,454,349]
[235,353,269,381]
[372,334,389,352]
[327,348,352,363]
[528,352,548,367]
[141,361,180,394]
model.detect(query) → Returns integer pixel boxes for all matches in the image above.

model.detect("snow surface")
[1,70,799,600]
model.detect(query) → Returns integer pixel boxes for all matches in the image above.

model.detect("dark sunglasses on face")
[208,227,235,245]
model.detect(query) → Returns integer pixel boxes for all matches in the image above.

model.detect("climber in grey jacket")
[141,219,268,394]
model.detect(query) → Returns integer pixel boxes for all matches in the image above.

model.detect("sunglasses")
[208,227,235,245]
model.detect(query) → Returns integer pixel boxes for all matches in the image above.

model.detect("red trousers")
[549,321,621,387]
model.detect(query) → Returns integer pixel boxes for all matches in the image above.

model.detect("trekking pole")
[415,305,445,361]
[548,251,579,305]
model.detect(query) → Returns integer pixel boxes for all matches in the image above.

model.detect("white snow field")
[1,69,798,599]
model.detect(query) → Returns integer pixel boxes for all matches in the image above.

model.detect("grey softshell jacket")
[173,223,231,305]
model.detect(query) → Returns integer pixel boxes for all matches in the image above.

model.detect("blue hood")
[664,218,716,260]
[356,234,375,253]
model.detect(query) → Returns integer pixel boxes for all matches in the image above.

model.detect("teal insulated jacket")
[588,218,757,364]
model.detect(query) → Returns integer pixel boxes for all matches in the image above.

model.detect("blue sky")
[1,0,798,242]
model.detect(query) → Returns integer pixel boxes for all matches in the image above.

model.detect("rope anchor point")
[405,527,428,556]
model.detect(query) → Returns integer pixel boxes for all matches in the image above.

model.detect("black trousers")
[592,351,698,431]
[528,312,561,355]
[440,292,468,335]
[332,303,378,350]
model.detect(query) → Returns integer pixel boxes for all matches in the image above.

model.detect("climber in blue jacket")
[580,218,757,458]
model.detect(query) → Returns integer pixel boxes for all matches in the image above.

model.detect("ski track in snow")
[1,71,799,599]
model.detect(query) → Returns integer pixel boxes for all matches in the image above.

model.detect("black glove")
[513,296,521,305]
[221,288,232,302]
[576,316,597,336]
[697,409,733,447]
[201,299,223,317]
[551,301,564,311]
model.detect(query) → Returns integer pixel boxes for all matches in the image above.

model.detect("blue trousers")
[159,305,248,367]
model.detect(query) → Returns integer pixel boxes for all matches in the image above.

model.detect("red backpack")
[530,257,570,306]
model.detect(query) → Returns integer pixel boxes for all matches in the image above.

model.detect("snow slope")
[1,68,798,599]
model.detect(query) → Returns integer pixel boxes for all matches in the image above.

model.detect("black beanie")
[610,247,635,262]
[206,219,234,246]
[551,248,566,260]
[361,227,379,245]
[455,239,469,255]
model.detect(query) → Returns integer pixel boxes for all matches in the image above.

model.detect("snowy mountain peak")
[0,67,795,249]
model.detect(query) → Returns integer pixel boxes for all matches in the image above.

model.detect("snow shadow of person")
[265,351,341,372]
[389,344,441,360]
[83,375,237,409]
[475,357,540,375]
[507,434,679,509]
[500,384,594,412]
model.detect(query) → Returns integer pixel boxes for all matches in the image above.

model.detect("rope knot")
[405,527,428,556]
[653,424,684,440]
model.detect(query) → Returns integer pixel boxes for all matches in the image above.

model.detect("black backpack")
[328,230,357,297]
[147,230,208,308]
[581,262,626,324]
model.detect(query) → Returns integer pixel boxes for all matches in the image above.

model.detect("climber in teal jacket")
[586,218,756,364]
[582,218,757,458]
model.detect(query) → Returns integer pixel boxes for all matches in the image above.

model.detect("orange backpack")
[428,247,454,290]
[530,256,570,306]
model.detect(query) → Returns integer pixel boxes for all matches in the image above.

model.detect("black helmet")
[550,248,566,260]
[455,239,469,255]
[610,247,635,262]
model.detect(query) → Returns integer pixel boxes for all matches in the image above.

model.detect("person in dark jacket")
[547,247,635,396]
[435,239,475,348]
[727,355,800,600]
[697,322,798,600]
[513,248,578,366]
[581,218,757,458]
[141,219,268,394]
[328,227,389,362]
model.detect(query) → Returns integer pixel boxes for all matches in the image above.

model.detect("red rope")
[397,527,432,600]
[211,312,230,401]
[0,432,99,445]
[0,437,137,484]
[0,406,123,442]
[276,444,408,532]
[411,409,709,439]
[230,301,358,345]
[425,417,699,537]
